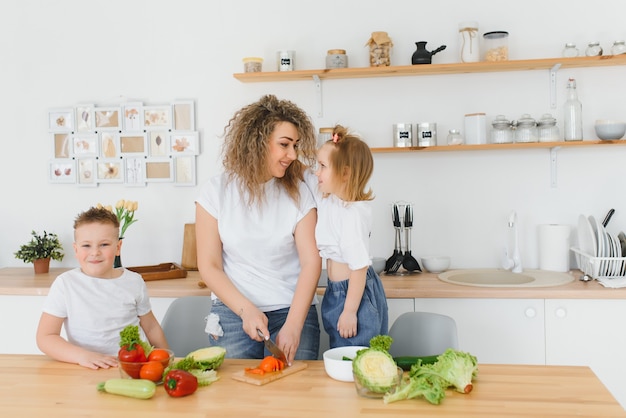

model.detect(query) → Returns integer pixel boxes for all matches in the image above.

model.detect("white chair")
[161,296,212,357]
[388,311,458,357]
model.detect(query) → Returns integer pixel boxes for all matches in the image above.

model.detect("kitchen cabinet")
[234,55,626,154]
[545,299,626,408]
[413,298,546,365]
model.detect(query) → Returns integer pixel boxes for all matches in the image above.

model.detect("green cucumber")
[97,378,156,399]
[394,355,439,371]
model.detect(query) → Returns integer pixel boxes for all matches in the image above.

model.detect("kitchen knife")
[257,329,288,365]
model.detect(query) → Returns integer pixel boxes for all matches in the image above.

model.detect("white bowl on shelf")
[595,120,626,140]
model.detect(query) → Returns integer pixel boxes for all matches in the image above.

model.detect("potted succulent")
[14,230,65,274]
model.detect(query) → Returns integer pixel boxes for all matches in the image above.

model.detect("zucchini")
[394,355,439,371]
[97,378,156,399]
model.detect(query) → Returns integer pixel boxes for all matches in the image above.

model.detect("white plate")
[578,214,597,257]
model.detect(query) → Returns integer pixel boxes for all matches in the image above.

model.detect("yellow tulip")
[116,200,125,209]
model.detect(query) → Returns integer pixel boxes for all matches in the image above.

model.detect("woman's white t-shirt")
[42,268,152,355]
[196,173,316,311]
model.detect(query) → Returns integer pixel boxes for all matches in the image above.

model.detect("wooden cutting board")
[231,361,308,385]
[181,223,198,270]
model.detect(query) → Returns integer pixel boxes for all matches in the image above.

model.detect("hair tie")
[332,133,339,143]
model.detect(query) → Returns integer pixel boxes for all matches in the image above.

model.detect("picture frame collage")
[48,100,198,187]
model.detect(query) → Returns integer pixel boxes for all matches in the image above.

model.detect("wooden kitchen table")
[0,355,624,417]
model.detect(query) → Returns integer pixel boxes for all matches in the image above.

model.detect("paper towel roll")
[538,224,571,272]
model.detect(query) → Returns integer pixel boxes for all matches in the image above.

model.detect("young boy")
[36,207,168,369]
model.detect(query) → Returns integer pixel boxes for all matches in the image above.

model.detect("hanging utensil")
[402,204,422,272]
[385,205,400,272]
[386,204,405,273]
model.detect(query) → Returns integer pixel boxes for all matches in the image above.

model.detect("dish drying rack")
[571,247,626,280]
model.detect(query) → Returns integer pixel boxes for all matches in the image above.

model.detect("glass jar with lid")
[537,113,560,142]
[326,49,348,69]
[490,115,513,144]
[611,41,626,55]
[585,41,603,56]
[562,43,579,58]
[514,114,538,143]
[447,129,464,145]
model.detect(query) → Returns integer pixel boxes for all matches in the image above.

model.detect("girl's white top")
[196,172,316,311]
[304,169,372,271]
[42,268,151,355]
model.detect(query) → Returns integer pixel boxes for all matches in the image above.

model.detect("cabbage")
[352,340,398,393]
[188,346,226,370]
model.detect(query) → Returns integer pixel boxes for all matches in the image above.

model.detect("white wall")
[2,0,626,271]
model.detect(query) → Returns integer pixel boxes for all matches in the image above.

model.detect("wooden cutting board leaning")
[231,361,308,385]
[181,223,198,270]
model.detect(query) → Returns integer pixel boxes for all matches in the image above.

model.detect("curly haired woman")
[196,95,321,364]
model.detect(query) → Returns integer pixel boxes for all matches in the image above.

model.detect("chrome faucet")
[503,211,522,273]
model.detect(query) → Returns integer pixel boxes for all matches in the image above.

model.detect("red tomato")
[148,349,170,362]
[140,361,165,382]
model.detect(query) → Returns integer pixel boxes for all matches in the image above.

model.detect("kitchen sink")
[438,269,575,288]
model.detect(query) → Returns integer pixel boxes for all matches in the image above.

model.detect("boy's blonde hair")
[74,207,120,232]
[324,124,374,202]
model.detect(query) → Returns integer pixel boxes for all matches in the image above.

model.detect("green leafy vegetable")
[384,348,479,405]
[352,335,399,394]
[163,346,226,387]
[119,325,152,355]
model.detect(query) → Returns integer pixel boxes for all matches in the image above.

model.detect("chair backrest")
[388,311,458,357]
[161,296,212,357]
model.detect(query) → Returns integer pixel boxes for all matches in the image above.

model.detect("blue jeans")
[322,266,389,348]
[208,301,320,360]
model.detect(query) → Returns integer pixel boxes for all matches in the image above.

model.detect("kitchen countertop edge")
[1,267,625,299]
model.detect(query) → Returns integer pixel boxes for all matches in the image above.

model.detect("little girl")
[309,125,388,348]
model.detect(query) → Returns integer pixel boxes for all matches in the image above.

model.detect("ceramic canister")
[464,113,487,144]
[277,50,295,71]
[417,122,437,146]
[393,123,413,147]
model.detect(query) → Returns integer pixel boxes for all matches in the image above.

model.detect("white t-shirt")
[303,169,373,271]
[196,172,316,311]
[42,268,152,355]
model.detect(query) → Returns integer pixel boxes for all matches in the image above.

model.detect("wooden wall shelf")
[233,55,626,83]
[370,140,626,153]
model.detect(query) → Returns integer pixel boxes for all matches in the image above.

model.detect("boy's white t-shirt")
[42,268,152,355]
[196,172,316,311]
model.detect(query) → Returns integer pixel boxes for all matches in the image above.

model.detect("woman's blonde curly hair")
[222,95,317,206]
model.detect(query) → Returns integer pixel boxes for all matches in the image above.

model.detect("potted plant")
[14,230,65,274]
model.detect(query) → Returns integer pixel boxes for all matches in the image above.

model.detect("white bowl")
[594,120,626,140]
[421,256,451,273]
[371,257,386,274]
[323,346,368,382]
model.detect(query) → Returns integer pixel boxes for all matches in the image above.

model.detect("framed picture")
[99,131,119,158]
[145,158,173,182]
[48,108,75,133]
[52,133,71,158]
[76,158,97,187]
[172,100,195,130]
[124,156,146,187]
[72,133,98,157]
[76,104,95,132]
[143,106,172,130]
[148,130,169,156]
[48,159,76,183]
[170,131,199,155]
[94,106,121,130]
[96,159,124,183]
[119,132,147,155]
[122,102,143,131]
[174,155,196,186]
